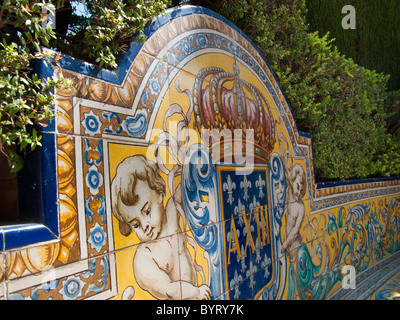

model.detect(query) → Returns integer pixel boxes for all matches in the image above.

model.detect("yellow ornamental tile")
[59,182,76,199]
[57,109,73,133]
[9,253,26,279]
[21,243,60,274]
[57,83,77,98]
[115,78,135,107]
[57,98,73,112]
[88,80,114,103]
[58,149,74,190]
[57,244,70,264]
[57,135,74,156]
[61,229,78,249]
[59,194,78,237]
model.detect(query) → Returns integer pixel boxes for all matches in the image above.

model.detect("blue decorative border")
[0,59,59,251]
[317,176,400,190]
[56,6,238,85]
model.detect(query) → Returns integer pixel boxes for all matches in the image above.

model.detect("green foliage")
[0,0,69,172]
[0,0,168,172]
[385,90,400,140]
[306,0,400,91]
[207,0,400,181]
[55,0,169,68]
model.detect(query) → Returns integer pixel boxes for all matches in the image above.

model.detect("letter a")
[342,5,356,30]
[228,216,242,264]
[341,265,356,289]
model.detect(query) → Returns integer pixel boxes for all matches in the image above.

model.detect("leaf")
[33,41,41,53]
[7,150,24,173]
[24,4,33,13]
[19,34,27,46]
[338,208,344,229]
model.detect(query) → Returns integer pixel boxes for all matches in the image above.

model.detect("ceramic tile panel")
[4,254,116,300]
[0,5,399,300]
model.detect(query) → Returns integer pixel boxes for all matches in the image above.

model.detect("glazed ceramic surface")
[1,6,399,300]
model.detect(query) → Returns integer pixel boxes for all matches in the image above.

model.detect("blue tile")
[317,176,400,190]
[15,130,59,248]
[0,229,4,252]
[2,224,56,250]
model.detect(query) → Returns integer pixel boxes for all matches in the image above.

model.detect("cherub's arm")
[172,182,182,206]
[165,183,183,231]
[281,203,305,251]
[134,246,211,300]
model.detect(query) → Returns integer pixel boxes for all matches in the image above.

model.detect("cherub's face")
[118,179,165,242]
[291,174,304,201]
[274,180,285,204]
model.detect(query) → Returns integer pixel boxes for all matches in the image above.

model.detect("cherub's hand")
[281,241,287,253]
[197,285,212,300]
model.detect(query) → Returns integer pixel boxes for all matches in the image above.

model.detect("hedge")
[194,0,400,181]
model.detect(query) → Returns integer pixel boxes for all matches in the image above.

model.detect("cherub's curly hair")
[290,164,306,199]
[111,155,166,236]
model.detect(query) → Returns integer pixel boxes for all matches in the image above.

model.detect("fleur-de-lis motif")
[262,254,272,279]
[230,270,243,299]
[255,174,266,198]
[223,174,236,205]
[246,261,257,288]
[264,266,271,279]
[249,195,260,210]
[234,198,246,216]
[240,175,252,201]
[255,248,262,262]
[262,253,271,268]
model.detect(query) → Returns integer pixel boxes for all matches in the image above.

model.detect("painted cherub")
[281,164,306,262]
[111,154,211,300]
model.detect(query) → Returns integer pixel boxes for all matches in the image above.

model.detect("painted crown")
[193,63,275,164]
